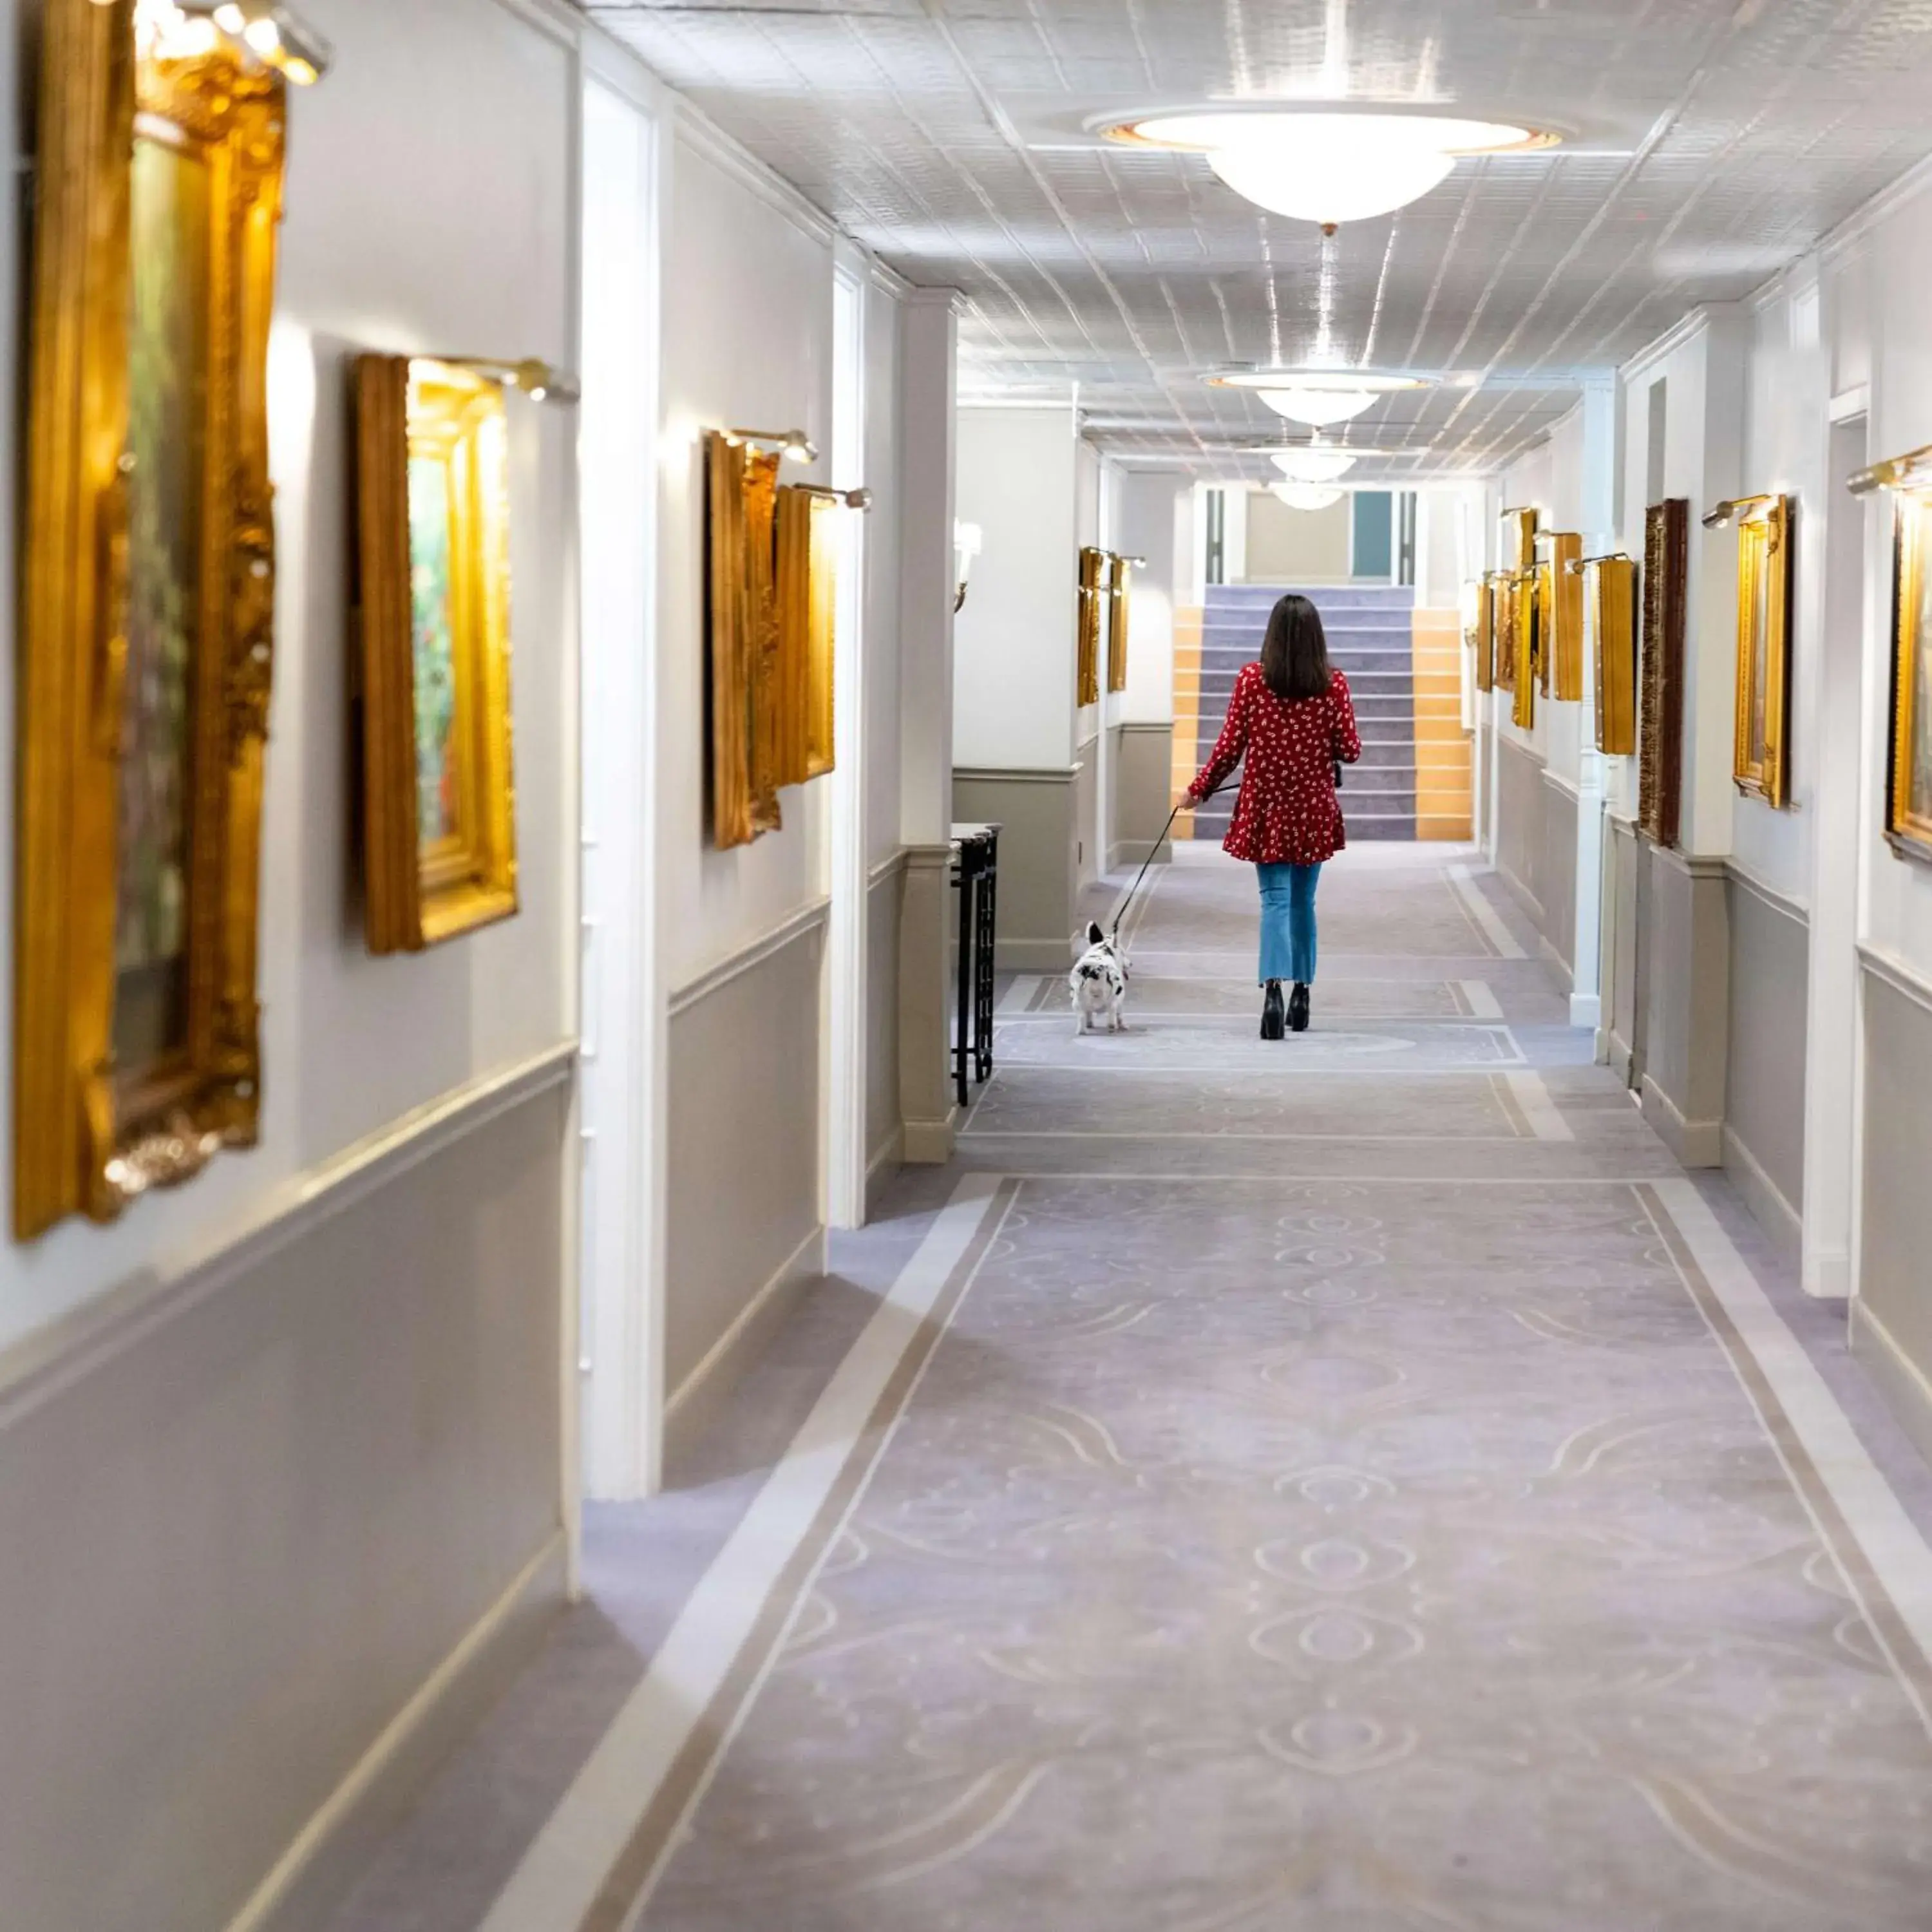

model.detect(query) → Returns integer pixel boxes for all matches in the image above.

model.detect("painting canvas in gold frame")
[1640,499,1690,848]
[775,485,838,784]
[1732,494,1794,808]
[1471,578,1495,692]
[1885,489,1932,864]
[1491,571,1518,690]
[1106,554,1132,694]
[1546,532,1584,701]
[1589,556,1638,756]
[1511,573,1538,730]
[354,357,518,953]
[706,431,784,849]
[15,1,286,1238]
[1077,547,1106,707]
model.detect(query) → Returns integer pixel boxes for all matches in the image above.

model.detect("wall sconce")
[1701,495,1774,531]
[953,520,983,613]
[446,356,582,406]
[728,427,817,464]
[1848,443,1932,497]
[793,484,873,512]
[202,1,333,83]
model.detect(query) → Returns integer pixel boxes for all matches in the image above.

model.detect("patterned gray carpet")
[328,845,1932,1932]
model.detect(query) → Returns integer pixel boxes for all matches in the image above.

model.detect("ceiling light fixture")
[1210,369,1426,430]
[1271,446,1357,484]
[1271,482,1347,512]
[1108,111,1556,231]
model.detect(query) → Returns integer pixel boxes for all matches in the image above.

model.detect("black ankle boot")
[1289,983,1311,1034]
[1260,980,1286,1041]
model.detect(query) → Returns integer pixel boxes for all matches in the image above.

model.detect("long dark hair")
[1260,593,1332,702]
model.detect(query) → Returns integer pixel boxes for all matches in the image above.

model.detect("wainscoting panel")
[1113,721,1176,867]
[0,1068,571,1932]
[666,915,826,1410]
[952,768,1079,971]
[1639,844,1729,1168]
[1539,771,1580,980]
[867,857,905,1196]
[1857,963,1932,1456]
[1723,869,1809,1248]
[1495,737,1548,927]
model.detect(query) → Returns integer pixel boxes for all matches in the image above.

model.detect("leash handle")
[1110,785,1218,944]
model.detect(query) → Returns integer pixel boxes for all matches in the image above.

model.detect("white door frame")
[1799,403,1871,1300]
[576,52,668,1499]
[824,261,871,1229]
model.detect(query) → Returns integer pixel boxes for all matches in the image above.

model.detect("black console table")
[950,822,1000,1108]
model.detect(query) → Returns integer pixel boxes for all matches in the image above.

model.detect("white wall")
[953,405,1079,771]
[1116,473,1185,726]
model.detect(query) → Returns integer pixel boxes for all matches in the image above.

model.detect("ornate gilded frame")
[1471,578,1495,692]
[1731,494,1794,807]
[1639,500,1690,846]
[1077,547,1106,706]
[705,431,784,849]
[354,357,518,952]
[1491,571,1518,691]
[16,2,285,1237]
[1510,572,1538,730]
[1546,532,1584,701]
[1587,555,1638,756]
[1886,489,1932,864]
[775,484,838,784]
[1502,506,1539,574]
[1106,554,1132,694]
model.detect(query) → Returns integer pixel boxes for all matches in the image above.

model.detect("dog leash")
[1110,786,1220,946]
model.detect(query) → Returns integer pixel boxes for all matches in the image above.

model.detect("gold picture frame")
[15,3,286,1238]
[1106,553,1132,694]
[1886,489,1932,864]
[775,485,838,784]
[1471,578,1495,692]
[706,431,784,849]
[1546,532,1584,701]
[1077,547,1106,707]
[1502,506,1539,574]
[1732,494,1794,808]
[1511,572,1539,730]
[1492,571,1518,691]
[1587,555,1638,757]
[354,357,518,953]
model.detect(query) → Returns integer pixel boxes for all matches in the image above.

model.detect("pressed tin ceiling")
[578,0,1932,482]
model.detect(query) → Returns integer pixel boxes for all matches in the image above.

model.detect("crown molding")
[672,102,840,251]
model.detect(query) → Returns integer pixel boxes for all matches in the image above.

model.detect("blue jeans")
[1256,863,1321,985]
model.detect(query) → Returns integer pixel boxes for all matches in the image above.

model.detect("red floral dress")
[1188,664,1363,866]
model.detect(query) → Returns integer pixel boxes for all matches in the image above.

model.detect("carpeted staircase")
[1188,583,1419,842]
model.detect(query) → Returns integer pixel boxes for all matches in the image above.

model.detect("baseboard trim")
[665,1224,826,1464]
[1537,933,1575,992]
[1721,1123,1803,1260]
[1111,839,1173,869]
[864,1132,902,1220]
[902,1108,960,1164]
[1640,1073,1723,1168]
[1605,1028,1634,1085]
[227,1530,567,1932]
[1494,860,1544,927]
[1850,1297,1932,1471]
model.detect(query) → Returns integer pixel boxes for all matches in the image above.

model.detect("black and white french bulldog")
[1068,921,1130,1036]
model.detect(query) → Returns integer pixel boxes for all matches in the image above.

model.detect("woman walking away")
[1182,592,1362,1039]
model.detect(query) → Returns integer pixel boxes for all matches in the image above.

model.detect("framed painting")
[775,484,838,785]
[354,357,518,952]
[1077,547,1106,707]
[1502,506,1539,574]
[16,0,286,1236]
[1589,555,1638,756]
[1535,557,1556,696]
[1546,532,1584,701]
[1732,494,1794,808]
[1107,553,1132,694]
[706,430,784,849]
[1886,489,1932,863]
[1640,499,1690,846]
[1491,571,1518,690]
[1471,578,1495,692]
[1511,573,1538,731]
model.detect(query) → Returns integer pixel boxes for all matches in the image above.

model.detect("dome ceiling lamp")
[1271,483,1347,512]
[1105,109,1557,232]
[1270,444,1357,484]
[1209,370,1428,430]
